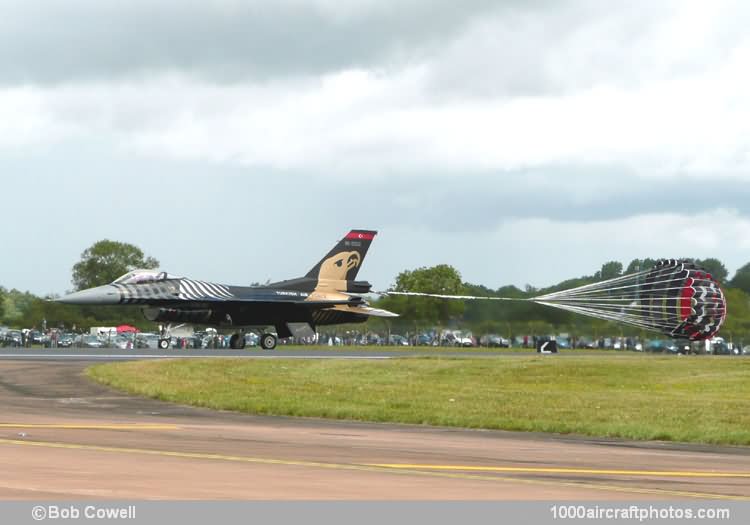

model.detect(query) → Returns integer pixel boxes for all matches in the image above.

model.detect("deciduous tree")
[72,240,159,290]
[729,262,750,294]
[380,264,465,326]
[595,261,623,281]
[625,258,657,274]
[694,258,728,284]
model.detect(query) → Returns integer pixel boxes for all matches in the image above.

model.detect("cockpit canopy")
[112,269,179,285]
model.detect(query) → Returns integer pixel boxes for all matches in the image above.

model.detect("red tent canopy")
[116,325,139,334]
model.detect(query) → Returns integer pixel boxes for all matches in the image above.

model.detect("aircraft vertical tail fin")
[305,230,377,281]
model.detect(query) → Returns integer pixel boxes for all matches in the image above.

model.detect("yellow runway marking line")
[0,438,747,501]
[367,464,750,479]
[0,423,179,431]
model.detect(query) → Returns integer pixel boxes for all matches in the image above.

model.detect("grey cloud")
[330,170,750,233]
[0,0,504,84]
[424,1,750,99]
[2,0,747,100]
[2,150,747,295]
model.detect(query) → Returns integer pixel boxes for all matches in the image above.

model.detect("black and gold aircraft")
[58,230,397,349]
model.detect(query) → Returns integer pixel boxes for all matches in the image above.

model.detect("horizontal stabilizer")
[333,304,399,318]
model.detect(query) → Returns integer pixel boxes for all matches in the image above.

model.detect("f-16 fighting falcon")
[58,230,397,350]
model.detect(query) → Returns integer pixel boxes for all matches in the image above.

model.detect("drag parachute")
[533,259,726,340]
[381,259,727,341]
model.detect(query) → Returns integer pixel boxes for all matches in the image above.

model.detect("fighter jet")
[58,230,397,350]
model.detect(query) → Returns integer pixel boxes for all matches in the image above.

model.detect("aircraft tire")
[229,334,242,349]
[260,333,277,350]
[158,338,170,350]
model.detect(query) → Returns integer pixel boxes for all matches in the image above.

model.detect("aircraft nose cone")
[57,285,121,305]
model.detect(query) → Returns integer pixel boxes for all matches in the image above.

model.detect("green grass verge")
[86,356,750,445]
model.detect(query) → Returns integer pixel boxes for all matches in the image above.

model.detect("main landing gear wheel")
[229,334,246,350]
[158,338,170,350]
[260,333,277,350]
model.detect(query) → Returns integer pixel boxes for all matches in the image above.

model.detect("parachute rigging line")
[379,259,726,341]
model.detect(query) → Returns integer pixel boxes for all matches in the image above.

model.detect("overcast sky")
[2,0,750,295]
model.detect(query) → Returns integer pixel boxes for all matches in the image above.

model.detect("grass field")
[87,355,750,445]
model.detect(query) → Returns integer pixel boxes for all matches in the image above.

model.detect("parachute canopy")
[533,259,727,341]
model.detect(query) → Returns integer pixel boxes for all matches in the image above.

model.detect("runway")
[0,359,749,500]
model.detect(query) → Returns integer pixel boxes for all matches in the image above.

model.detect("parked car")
[479,334,510,347]
[75,335,103,348]
[388,334,409,346]
[29,330,48,345]
[111,334,135,350]
[200,334,224,348]
[442,331,474,347]
[646,339,683,354]
[135,333,161,349]
[57,333,75,348]
[3,330,23,347]
[709,337,731,355]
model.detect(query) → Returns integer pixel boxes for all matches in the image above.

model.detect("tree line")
[2,240,750,343]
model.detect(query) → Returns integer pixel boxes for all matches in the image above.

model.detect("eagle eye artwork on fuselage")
[58,230,396,350]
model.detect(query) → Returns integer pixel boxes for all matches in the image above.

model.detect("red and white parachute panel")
[534,259,727,341]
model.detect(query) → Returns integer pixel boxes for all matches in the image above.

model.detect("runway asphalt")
[0,356,748,500]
